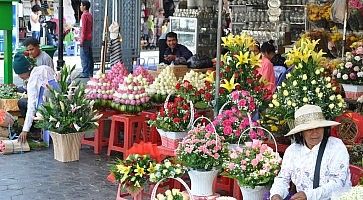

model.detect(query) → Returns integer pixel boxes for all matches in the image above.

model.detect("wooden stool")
[141,110,161,144]
[107,114,145,158]
[81,110,118,154]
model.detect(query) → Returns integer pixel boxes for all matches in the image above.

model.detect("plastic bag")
[331,0,347,24]
[187,54,213,69]
[0,110,14,127]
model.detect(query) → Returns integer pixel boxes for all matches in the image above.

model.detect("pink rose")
[260,144,268,153]
[228,163,236,170]
[241,160,247,165]
[230,152,238,159]
[251,158,259,167]
[256,154,263,161]
[238,99,247,108]
[241,165,246,170]
[252,140,262,149]
[223,126,233,135]
[356,47,363,55]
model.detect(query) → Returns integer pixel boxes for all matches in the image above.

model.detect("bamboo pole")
[100,0,109,73]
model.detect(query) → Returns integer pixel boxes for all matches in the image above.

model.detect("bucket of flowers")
[208,90,264,150]
[177,117,227,197]
[109,154,157,200]
[222,123,282,200]
[148,95,194,149]
[333,41,363,100]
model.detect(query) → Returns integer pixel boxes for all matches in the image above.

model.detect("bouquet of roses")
[208,90,264,144]
[207,107,264,144]
[155,189,189,200]
[148,96,193,132]
[222,140,282,188]
[110,154,156,194]
[149,159,187,183]
[175,80,213,109]
[333,49,363,85]
[177,125,226,170]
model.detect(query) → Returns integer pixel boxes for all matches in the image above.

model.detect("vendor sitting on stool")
[13,52,56,143]
[163,32,193,65]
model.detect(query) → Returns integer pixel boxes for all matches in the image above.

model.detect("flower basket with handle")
[178,116,224,197]
[156,94,195,149]
[224,113,281,200]
[151,177,194,200]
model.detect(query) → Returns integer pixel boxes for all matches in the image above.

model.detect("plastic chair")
[350,165,363,186]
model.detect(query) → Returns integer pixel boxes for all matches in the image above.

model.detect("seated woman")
[270,104,351,200]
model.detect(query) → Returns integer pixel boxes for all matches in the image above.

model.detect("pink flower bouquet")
[176,125,227,170]
[222,140,282,188]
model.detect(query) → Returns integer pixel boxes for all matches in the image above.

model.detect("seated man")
[23,37,54,70]
[163,32,193,65]
[12,52,56,143]
[270,104,351,200]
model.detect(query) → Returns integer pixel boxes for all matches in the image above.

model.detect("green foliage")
[35,65,102,134]
[0,84,19,99]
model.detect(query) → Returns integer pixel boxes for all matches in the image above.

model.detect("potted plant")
[110,154,156,200]
[0,84,21,112]
[34,65,102,162]
[268,38,345,129]
[177,123,226,197]
[222,139,282,199]
[333,41,363,100]
[148,96,194,149]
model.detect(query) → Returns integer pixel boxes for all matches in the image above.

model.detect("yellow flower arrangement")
[267,38,345,125]
[110,154,156,193]
[218,33,269,109]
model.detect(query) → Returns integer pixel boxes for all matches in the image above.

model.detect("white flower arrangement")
[156,189,189,200]
[147,66,178,95]
[182,70,206,90]
[333,186,363,200]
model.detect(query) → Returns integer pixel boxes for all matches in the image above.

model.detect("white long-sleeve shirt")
[23,65,56,132]
[270,137,351,200]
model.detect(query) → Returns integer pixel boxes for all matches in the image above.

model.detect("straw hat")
[285,104,340,136]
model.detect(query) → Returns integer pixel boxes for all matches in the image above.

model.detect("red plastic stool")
[214,176,234,196]
[107,114,145,158]
[141,110,161,145]
[81,110,118,154]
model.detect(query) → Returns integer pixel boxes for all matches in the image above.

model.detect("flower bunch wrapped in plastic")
[156,189,189,200]
[110,154,156,194]
[268,38,345,121]
[149,159,186,183]
[177,125,226,171]
[222,140,282,188]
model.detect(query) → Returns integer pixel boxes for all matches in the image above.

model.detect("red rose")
[205,93,212,100]
[173,118,181,123]
[188,84,193,90]
[159,110,165,117]
[182,104,189,110]
[247,78,253,84]
[199,89,205,94]
[175,83,181,90]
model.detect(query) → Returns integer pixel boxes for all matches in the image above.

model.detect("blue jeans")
[32,31,40,41]
[80,40,94,77]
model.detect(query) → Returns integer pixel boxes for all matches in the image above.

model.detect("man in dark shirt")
[163,32,193,65]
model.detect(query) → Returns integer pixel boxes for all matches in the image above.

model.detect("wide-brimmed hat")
[285,104,340,136]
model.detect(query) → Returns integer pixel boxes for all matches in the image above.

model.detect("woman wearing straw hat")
[270,104,351,200]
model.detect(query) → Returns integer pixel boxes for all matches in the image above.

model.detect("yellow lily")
[148,163,156,173]
[234,51,250,66]
[205,70,215,83]
[249,52,261,67]
[117,164,131,175]
[311,49,325,63]
[134,164,145,177]
[221,76,239,93]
